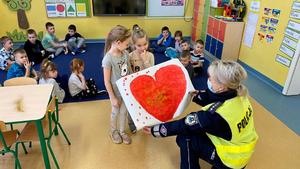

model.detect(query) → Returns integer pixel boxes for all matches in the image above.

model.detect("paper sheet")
[116,59,195,130]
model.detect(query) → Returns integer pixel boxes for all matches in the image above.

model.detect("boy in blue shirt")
[151,26,172,53]
[7,48,38,80]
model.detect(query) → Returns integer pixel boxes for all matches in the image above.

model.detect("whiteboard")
[148,0,185,17]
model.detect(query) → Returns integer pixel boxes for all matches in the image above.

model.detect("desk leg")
[36,120,51,169]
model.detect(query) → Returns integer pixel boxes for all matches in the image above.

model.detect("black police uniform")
[150,89,244,169]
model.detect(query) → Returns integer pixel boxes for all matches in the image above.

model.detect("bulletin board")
[45,0,90,17]
[148,0,185,17]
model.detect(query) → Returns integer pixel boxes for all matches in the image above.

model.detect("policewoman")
[144,60,258,169]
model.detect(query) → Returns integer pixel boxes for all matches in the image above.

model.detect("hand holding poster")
[116,59,195,130]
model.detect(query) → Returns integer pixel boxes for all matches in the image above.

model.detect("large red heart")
[130,65,186,122]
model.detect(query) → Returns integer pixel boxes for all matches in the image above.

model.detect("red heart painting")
[130,65,187,122]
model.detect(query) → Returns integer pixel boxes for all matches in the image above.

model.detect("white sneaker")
[110,130,122,144]
[71,51,76,55]
[80,49,86,53]
[48,54,55,59]
[120,133,131,145]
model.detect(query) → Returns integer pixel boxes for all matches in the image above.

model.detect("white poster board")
[116,59,195,130]
[148,0,185,17]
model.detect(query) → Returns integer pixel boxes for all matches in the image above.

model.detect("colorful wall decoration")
[2,0,31,29]
[45,0,90,17]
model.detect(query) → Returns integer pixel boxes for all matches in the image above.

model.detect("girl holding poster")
[102,25,132,145]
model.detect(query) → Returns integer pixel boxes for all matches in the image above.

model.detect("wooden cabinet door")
[216,40,223,59]
[210,37,217,56]
[218,21,226,42]
[207,17,214,35]
[205,34,212,52]
[212,19,220,38]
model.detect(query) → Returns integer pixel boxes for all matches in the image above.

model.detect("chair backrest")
[0,121,7,149]
[4,77,37,86]
[0,121,6,132]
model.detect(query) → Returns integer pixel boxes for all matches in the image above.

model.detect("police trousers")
[176,132,245,169]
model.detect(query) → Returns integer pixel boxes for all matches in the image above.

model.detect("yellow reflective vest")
[203,96,258,169]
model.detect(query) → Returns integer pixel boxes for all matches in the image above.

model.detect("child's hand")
[189,90,199,97]
[24,60,31,70]
[41,50,45,56]
[111,97,120,108]
[62,42,68,48]
[77,73,85,80]
[141,50,147,61]
[143,126,152,135]
[6,60,13,64]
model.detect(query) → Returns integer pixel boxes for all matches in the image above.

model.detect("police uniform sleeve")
[151,107,232,140]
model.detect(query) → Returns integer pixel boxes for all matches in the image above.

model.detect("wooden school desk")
[0,84,54,169]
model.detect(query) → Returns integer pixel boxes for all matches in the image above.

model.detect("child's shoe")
[97,90,108,95]
[71,51,76,55]
[80,49,86,53]
[120,133,131,145]
[48,54,55,59]
[110,130,122,144]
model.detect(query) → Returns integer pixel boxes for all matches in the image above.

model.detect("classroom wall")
[0,0,194,41]
[239,0,294,86]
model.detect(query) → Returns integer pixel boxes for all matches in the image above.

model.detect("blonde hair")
[208,60,248,96]
[132,28,148,44]
[70,58,84,73]
[40,59,57,79]
[104,25,131,54]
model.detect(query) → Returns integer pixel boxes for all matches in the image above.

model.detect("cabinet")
[205,16,244,61]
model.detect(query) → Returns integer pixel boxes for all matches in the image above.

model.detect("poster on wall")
[148,0,185,16]
[282,36,298,50]
[276,55,291,67]
[161,0,184,6]
[243,12,259,47]
[292,2,300,10]
[116,59,195,130]
[258,7,281,44]
[285,28,300,40]
[290,11,300,20]
[279,44,295,58]
[45,0,90,17]
[250,0,260,12]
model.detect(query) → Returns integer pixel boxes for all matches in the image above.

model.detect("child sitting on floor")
[24,29,53,65]
[39,59,65,103]
[0,36,14,71]
[42,22,68,57]
[179,50,194,80]
[181,39,192,52]
[68,58,103,98]
[151,26,172,53]
[65,24,86,55]
[7,48,38,80]
[190,39,205,76]
[165,30,183,58]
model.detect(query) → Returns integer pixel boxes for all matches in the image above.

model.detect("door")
[283,41,300,95]
[205,35,212,52]
[210,37,217,56]
[216,41,223,59]
[218,21,226,42]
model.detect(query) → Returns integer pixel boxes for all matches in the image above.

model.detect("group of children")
[102,24,206,145]
[1,22,101,103]
[1,23,205,145]
[152,26,205,79]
